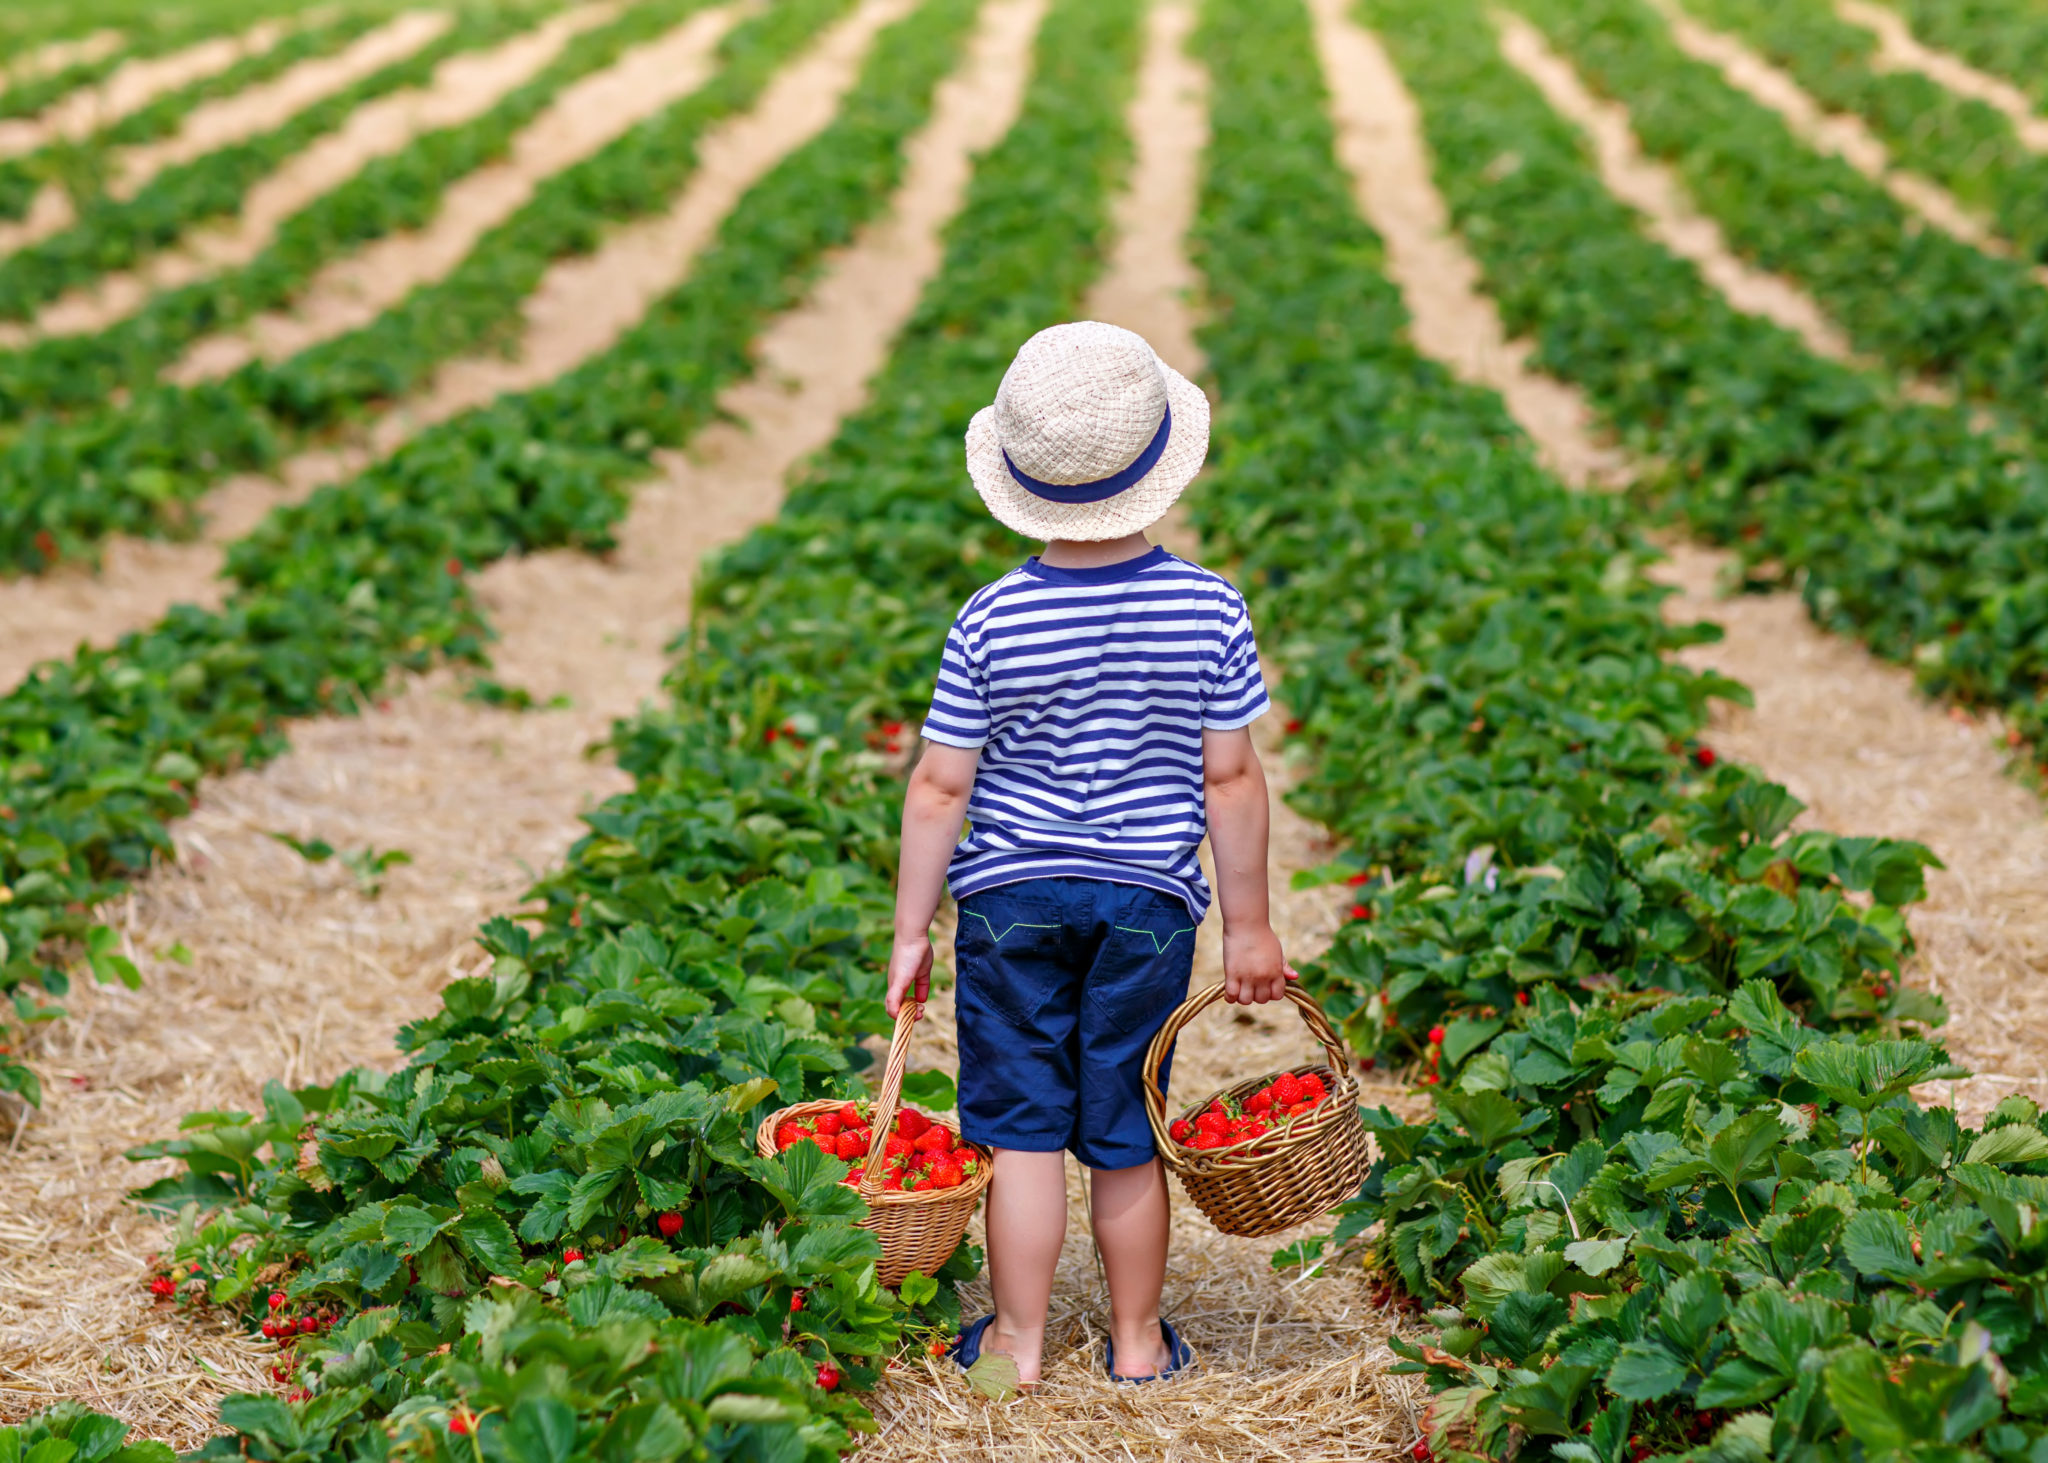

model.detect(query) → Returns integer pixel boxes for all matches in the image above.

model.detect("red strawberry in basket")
[929,1162,964,1189]
[1169,1119,1192,1144]
[895,1110,931,1141]
[814,1111,843,1138]
[1246,1089,1273,1115]
[1193,1129,1230,1150]
[775,1122,807,1150]
[838,1102,864,1127]
[913,1126,954,1156]
[1270,1072,1304,1107]
[1298,1074,1327,1103]
[835,1130,868,1161]
[884,1133,914,1160]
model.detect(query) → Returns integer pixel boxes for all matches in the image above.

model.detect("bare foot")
[1108,1319,1170,1380]
[987,1320,1045,1388]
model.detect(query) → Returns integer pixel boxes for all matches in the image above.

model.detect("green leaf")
[1605,1341,1688,1400]
[1562,1237,1627,1276]
[1964,1125,2048,1166]
[898,1271,938,1306]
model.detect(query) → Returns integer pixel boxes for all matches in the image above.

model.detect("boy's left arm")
[886,742,982,1015]
[1204,725,1297,1005]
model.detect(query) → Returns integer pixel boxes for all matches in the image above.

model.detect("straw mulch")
[1656,543,2048,1125]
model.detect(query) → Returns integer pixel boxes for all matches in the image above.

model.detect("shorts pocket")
[1087,918,1196,1037]
[955,891,1068,1029]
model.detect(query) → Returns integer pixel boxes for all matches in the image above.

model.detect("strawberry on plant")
[1695,746,1716,768]
[657,1212,684,1239]
[817,1363,841,1391]
[791,1291,805,1313]
[149,1276,176,1297]
[268,1291,287,1311]
[562,1249,584,1265]
[1427,1025,1446,1045]
[1349,903,1373,921]
[1346,870,1370,885]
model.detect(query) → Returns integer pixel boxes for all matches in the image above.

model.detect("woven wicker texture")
[965,320,1209,542]
[754,1001,990,1289]
[1143,983,1367,1238]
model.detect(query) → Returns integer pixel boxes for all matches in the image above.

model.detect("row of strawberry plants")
[1681,0,2048,267]
[1193,1,2048,1458]
[1894,0,2048,114]
[0,0,847,575]
[1518,0,2048,445]
[0,3,507,326]
[0,7,397,235]
[1362,0,2048,754]
[0,0,713,420]
[0,0,881,1108]
[38,2,1141,1457]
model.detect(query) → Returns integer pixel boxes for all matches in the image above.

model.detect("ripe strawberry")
[1169,1119,1192,1143]
[1349,903,1373,921]
[261,1321,277,1338]
[845,1167,865,1187]
[930,1163,964,1189]
[563,1249,584,1265]
[1410,1441,1430,1462]
[150,1276,176,1297]
[1195,1109,1229,1137]
[928,1339,947,1357]
[895,1109,931,1140]
[1418,1073,1439,1086]
[1346,871,1370,886]
[790,1291,805,1313]
[817,1363,841,1391]
[1271,1072,1304,1107]
[1514,991,1530,1006]
[657,1212,684,1239]
[836,1130,868,1161]
[1298,1074,1327,1102]
[775,1122,807,1149]
[1695,747,1716,768]
[838,1102,863,1126]
[913,1126,954,1155]
[450,1413,473,1436]
[814,1111,842,1138]
[1193,1129,1230,1150]
[1427,1025,1446,1046]
[1246,1090,1273,1114]
[883,1172,904,1191]
[1285,718,1302,733]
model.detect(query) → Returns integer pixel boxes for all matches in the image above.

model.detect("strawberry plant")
[1191,0,2048,1456]
[1683,0,2048,266]
[1519,0,2048,439]
[1335,0,2048,760]
[0,0,717,421]
[0,0,841,574]
[1893,0,2048,113]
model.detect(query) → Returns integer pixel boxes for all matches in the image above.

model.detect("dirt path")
[1655,546,2048,1123]
[1334,3,2048,1128]
[1834,0,2048,152]
[17,5,617,344]
[0,18,291,164]
[864,7,1422,1458]
[0,19,298,260]
[2,31,125,88]
[1652,0,2039,277]
[1307,0,1621,491]
[0,0,1047,1441]
[1495,9,1858,365]
[170,5,746,384]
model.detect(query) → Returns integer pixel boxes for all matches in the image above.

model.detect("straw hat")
[966,321,1209,542]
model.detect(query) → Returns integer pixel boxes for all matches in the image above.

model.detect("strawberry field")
[3,0,2048,1458]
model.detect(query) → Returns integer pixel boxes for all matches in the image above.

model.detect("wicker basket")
[1143,982,1368,1238]
[754,1001,990,1288]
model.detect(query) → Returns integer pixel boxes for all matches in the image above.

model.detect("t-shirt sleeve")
[1203,593,1270,730]
[922,615,990,748]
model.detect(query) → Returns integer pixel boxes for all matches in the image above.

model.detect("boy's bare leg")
[1089,1158,1173,1377]
[985,1147,1068,1385]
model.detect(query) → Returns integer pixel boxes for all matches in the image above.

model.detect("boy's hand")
[885,935,934,1017]
[1222,924,1297,1005]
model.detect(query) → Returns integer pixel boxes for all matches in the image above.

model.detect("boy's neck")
[1038,531,1155,571]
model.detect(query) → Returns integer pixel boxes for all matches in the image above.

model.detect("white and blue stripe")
[922,546,1269,919]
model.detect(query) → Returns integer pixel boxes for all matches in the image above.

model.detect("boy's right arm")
[887,742,982,1015]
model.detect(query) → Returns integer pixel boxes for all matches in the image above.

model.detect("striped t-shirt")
[921,546,1270,920]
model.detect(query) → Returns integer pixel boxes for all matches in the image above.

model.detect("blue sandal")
[949,1314,998,1369]
[1105,1318,1193,1383]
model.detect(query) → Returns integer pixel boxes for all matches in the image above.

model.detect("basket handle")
[1140,982,1357,1153]
[857,1001,923,1200]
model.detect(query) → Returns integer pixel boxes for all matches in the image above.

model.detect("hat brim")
[966,363,1209,543]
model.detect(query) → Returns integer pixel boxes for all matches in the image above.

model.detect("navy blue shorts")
[952,877,1197,1171]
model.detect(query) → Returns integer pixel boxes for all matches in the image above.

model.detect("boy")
[884,321,1295,1386]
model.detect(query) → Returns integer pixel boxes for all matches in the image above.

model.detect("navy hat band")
[1002,404,1171,505]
